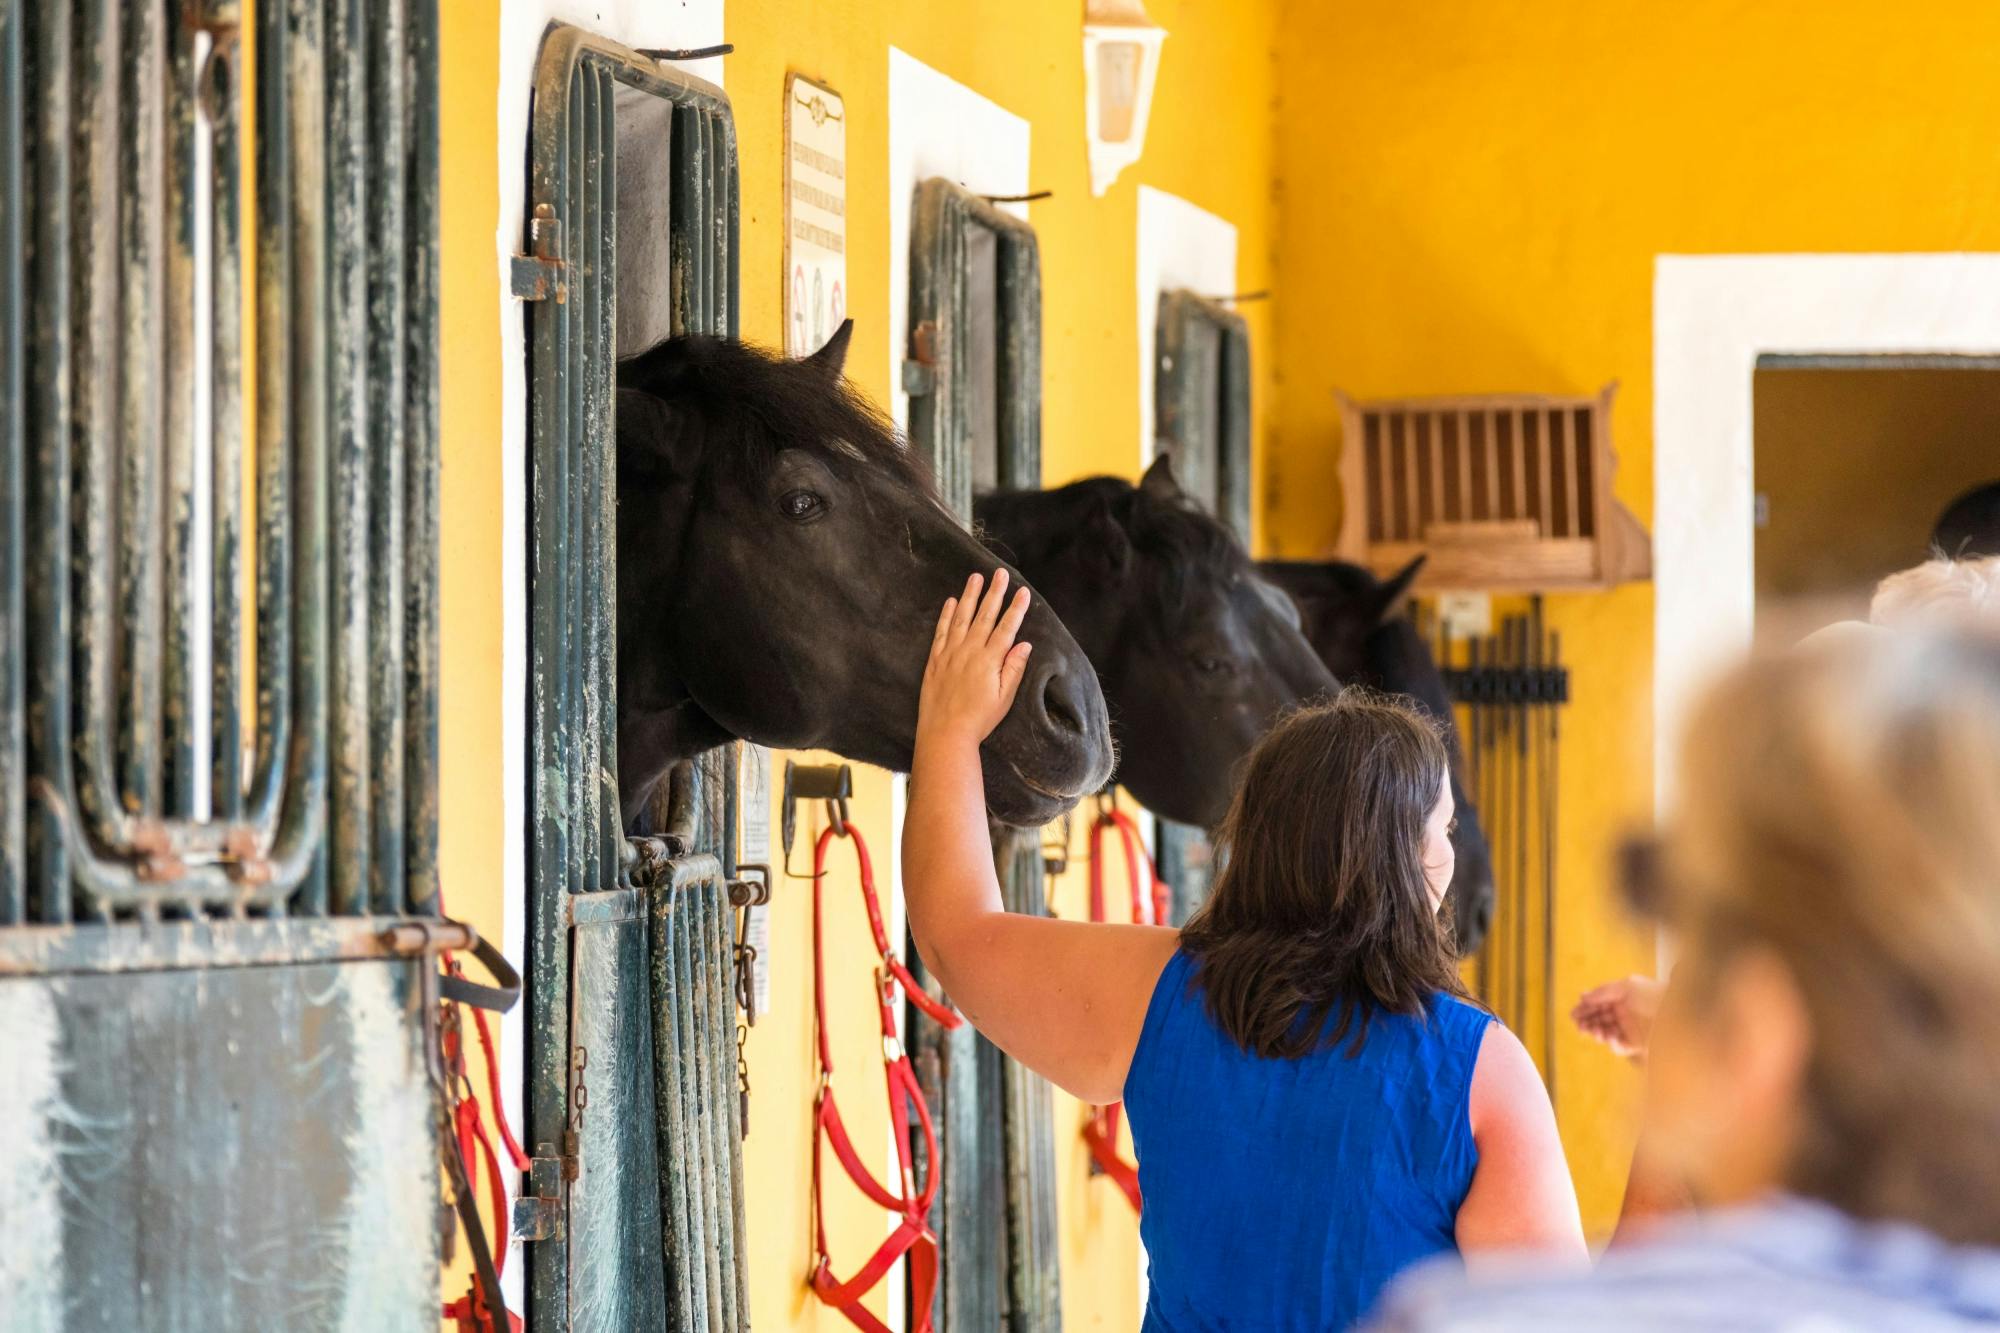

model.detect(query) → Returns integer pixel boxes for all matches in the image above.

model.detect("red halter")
[1082,806,1165,1213]
[809,822,964,1333]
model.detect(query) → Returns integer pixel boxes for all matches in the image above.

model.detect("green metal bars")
[521,26,747,1332]
[1153,289,1253,923]
[1,2,449,1327]
[905,176,1062,1331]
[4,0,440,922]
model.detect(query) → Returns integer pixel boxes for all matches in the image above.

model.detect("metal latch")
[511,202,567,303]
[902,320,940,396]
[511,1152,567,1243]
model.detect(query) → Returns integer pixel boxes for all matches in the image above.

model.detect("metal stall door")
[905,177,1061,1331]
[518,26,749,1332]
[0,0,450,1327]
[1152,291,1253,922]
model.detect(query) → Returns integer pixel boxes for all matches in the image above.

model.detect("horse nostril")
[1042,670,1085,736]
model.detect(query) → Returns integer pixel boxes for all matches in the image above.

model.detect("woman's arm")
[902,570,1179,1105]
[1455,1023,1588,1266]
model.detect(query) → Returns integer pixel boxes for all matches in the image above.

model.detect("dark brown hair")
[1178,689,1467,1060]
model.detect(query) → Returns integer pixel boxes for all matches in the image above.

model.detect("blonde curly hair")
[1869,554,2000,635]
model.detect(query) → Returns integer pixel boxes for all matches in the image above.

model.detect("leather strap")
[809,822,962,1332]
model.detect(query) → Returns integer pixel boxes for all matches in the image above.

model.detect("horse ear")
[804,319,855,381]
[1078,495,1133,578]
[616,387,691,475]
[1372,555,1426,624]
[1139,451,1182,501]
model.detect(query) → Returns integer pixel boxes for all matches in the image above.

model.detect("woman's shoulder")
[1419,990,1496,1055]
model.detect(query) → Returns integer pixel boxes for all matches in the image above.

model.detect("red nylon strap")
[809,821,961,1332]
[1082,807,1164,1215]
[434,879,526,1333]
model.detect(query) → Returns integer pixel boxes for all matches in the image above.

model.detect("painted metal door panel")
[0,927,441,1333]
[1154,291,1255,922]
[569,897,671,1331]
[523,26,745,1330]
[906,177,1061,1331]
[1,1,451,1327]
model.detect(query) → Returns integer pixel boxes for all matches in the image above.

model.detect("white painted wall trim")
[1134,186,1238,471]
[886,47,1032,435]
[1652,254,2000,833]
[492,3,725,1308]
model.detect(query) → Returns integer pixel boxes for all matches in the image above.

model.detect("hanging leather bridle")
[809,819,964,1333]
[424,882,528,1333]
[1081,803,1167,1213]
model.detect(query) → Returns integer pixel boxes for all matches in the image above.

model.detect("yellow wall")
[437,0,506,1311]
[439,0,1281,1326]
[1267,0,2000,1235]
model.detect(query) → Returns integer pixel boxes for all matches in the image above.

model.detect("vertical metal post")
[325,0,370,915]
[402,0,441,915]
[208,0,246,821]
[24,0,74,920]
[364,0,406,913]
[0,0,23,925]
[162,0,200,820]
[281,0,330,913]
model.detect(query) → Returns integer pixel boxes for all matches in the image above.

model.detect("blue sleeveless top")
[1124,951,1493,1330]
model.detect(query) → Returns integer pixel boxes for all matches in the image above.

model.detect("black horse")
[975,456,1336,830]
[1257,557,1497,955]
[1935,479,2000,559]
[615,323,1115,828]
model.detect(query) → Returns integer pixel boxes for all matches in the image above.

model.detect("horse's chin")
[983,762,1088,829]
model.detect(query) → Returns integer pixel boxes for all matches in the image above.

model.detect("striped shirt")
[1372,1195,2000,1331]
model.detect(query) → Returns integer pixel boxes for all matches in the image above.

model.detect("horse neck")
[1362,624,1467,764]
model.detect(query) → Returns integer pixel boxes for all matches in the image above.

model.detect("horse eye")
[1194,655,1229,675]
[779,489,825,521]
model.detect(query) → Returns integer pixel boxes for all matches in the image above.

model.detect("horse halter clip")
[808,818,963,1333]
[1081,802,1166,1214]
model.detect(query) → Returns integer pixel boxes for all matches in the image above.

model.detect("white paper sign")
[737,743,772,1018]
[785,74,847,358]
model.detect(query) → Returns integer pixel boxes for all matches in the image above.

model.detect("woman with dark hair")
[903,571,1583,1330]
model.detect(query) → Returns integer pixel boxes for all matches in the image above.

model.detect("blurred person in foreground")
[1572,553,2000,1066]
[1374,627,2000,1330]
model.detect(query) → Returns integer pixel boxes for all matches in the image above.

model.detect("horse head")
[615,322,1114,828]
[1256,555,1495,955]
[976,455,1335,829]
[1934,478,2000,559]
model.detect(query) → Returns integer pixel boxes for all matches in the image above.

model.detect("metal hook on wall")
[780,760,854,879]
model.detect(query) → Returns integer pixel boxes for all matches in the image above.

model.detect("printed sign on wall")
[737,742,773,1018]
[785,73,847,357]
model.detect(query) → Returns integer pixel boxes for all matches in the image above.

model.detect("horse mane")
[1257,558,1383,609]
[978,475,1251,630]
[617,334,941,502]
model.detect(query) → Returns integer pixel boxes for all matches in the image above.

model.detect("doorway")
[1753,354,2000,631]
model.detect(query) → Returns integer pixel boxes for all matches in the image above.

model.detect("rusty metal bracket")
[511,202,567,303]
[728,864,771,908]
[902,319,940,397]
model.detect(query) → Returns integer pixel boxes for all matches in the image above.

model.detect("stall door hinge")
[511,202,568,303]
[511,1151,568,1243]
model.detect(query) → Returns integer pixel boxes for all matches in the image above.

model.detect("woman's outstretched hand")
[916,570,1033,751]
[1571,974,1663,1063]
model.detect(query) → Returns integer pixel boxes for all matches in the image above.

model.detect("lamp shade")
[1083,0,1167,195]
